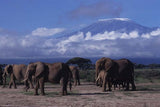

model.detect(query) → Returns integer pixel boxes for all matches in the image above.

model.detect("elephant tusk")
[22,78,28,82]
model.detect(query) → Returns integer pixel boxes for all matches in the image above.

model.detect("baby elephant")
[96,70,105,87]
[69,66,80,86]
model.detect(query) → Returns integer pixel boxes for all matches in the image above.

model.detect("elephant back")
[115,59,134,80]
[34,62,46,78]
[13,64,27,80]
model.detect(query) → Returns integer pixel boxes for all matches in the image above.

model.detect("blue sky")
[0,0,160,58]
[0,0,159,32]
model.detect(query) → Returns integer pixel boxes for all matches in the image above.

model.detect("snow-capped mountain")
[55,18,160,58]
[63,18,158,38]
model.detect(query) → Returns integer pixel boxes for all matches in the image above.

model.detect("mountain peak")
[63,18,155,38]
[98,18,131,22]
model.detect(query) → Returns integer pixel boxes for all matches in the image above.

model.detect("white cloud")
[56,32,84,54]
[85,32,92,40]
[120,31,139,39]
[0,36,17,47]
[85,31,119,40]
[1,26,160,58]
[85,31,140,40]
[150,28,160,36]
[31,27,65,37]
[141,33,150,39]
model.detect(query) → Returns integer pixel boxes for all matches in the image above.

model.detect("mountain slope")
[63,18,158,38]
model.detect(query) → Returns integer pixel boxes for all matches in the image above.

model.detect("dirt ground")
[0,82,160,107]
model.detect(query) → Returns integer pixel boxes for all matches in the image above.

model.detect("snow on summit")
[98,18,130,22]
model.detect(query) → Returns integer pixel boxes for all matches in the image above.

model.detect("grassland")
[0,68,160,107]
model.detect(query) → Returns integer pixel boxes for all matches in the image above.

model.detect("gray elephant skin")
[24,62,72,96]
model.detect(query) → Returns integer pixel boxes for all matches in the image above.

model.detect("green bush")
[79,69,95,82]
[79,68,160,83]
[134,69,160,83]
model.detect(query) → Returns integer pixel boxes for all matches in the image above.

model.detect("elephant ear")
[8,65,13,74]
[104,58,113,72]
[96,57,106,71]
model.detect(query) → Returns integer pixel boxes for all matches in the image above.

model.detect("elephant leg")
[60,77,64,95]
[60,77,67,95]
[13,80,17,89]
[28,79,34,89]
[30,83,34,89]
[100,79,102,87]
[131,81,136,91]
[122,82,126,89]
[9,74,15,88]
[9,81,13,88]
[63,81,68,95]
[0,77,2,85]
[2,76,6,88]
[75,79,78,86]
[77,77,80,85]
[102,73,107,92]
[108,79,112,91]
[114,83,116,90]
[119,82,121,90]
[24,80,29,91]
[125,82,129,91]
[74,78,77,86]
[12,78,17,89]
[34,79,39,95]
[39,77,45,95]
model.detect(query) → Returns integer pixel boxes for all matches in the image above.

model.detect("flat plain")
[0,82,160,107]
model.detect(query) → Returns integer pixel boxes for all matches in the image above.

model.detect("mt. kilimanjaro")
[64,18,158,38]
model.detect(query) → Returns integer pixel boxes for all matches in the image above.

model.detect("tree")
[134,64,146,69]
[66,57,92,70]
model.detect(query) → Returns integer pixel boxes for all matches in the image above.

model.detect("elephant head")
[3,65,13,76]
[24,62,45,84]
[95,57,115,89]
[2,65,13,87]
[95,57,114,79]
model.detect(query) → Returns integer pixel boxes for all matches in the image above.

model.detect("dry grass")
[0,82,160,107]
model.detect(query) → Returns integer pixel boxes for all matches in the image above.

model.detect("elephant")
[0,66,3,85]
[69,66,80,86]
[95,57,136,91]
[114,59,136,91]
[95,57,118,91]
[96,70,124,90]
[95,57,106,82]
[96,70,105,87]
[24,62,72,96]
[3,64,34,89]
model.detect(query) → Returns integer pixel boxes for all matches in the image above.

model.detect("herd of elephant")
[95,57,136,92]
[0,57,136,96]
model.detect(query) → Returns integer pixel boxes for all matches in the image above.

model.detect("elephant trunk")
[22,70,29,83]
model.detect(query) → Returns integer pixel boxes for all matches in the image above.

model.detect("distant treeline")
[1,57,160,70]
[0,64,7,68]
[135,63,160,69]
